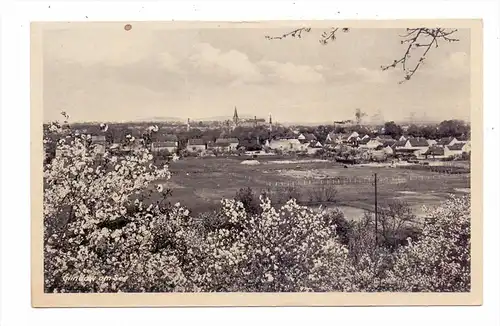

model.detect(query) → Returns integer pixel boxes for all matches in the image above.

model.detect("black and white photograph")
[31,20,482,306]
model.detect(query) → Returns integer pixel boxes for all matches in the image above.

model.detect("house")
[436,137,458,147]
[325,132,343,145]
[306,141,323,155]
[214,138,239,151]
[151,141,177,154]
[186,139,206,153]
[370,150,388,162]
[375,135,394,142]
[346,131,360,142]
[361,134,370,140]
[381,145,394,156]
[238,139,262,152]
[399,135,407,142]
[380,140,396,155]
[427,139,438,146]
[405,137,429,158]
[269,139,305,152]
[357,137,373,148]
[152,134,179,147]
[392,140,407,149]
[392,138,428,159]
[444,142,470,157]
[423,146,446,159]
[305,133,317,143]
[298,133,317,144]
[462,141,472,153]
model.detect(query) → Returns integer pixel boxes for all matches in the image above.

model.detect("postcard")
[31,19,483,307]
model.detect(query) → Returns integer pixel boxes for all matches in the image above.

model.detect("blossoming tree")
[43,113,472,293]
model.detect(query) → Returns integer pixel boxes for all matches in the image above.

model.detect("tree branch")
[265,27,312,40]
[381,28,459,84]
[264,27,460,84]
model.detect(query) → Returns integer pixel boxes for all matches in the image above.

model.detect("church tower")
[187,118,191,132]
[233,106,239,127]
[269,113,273,132]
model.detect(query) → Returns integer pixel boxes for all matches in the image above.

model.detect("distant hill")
[132,114,257,123]
[134,116,186,123]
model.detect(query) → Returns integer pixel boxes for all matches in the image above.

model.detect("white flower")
[119,207,127,215]
[156,184,163,193]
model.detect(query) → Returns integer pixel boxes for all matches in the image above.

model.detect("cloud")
[186,43,326,85]
[188,43,262,82]
[354,67,390,83]
[258,60,325,84]
[157,52,178,69]
[448,51,468,69]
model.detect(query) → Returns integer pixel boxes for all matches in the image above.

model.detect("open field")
[148,157,470,221]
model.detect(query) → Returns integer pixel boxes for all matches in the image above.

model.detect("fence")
[263,174,470,188]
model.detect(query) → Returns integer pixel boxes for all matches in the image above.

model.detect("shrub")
[307,185,338,203]
[43,114,472,293]
[234,187,262,215]
[193,198,356,292]
[382,195,471,292]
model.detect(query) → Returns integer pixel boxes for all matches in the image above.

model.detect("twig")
[381,28,459,84]
[319,28,350,45]
[265,27,312,40]
[265,27,460,83]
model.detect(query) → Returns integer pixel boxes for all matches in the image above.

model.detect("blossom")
[43,116,471,294]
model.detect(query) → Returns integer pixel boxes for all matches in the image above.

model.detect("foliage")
[234,187,262,215]
[44,118,178,293]
[437,120,469,138]
[384,121,403,138]
[382,195,471,292]
[44,114,471,293]
[376,200,420,251]
[307,185,338,203]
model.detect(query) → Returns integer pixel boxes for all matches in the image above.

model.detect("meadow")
[149,157,470,220]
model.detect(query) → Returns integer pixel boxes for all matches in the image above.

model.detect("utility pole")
[374,172,378,245]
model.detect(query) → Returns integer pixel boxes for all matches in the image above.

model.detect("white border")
[1,0,499,325]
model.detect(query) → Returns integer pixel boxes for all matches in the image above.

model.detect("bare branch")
[265,26,460,83]
[381,28,459,84]
[319,28,350,45]
[265,27,349,44]
[265,27,312,40]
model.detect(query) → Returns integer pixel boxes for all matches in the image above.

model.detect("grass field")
[148,157,470,221]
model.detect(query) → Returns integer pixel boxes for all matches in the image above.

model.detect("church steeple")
[269,113,273,132]
[233,106,239,126]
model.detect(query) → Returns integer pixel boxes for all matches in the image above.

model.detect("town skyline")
[55,107,468,126]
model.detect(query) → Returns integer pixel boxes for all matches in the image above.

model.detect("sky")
[42,22,471,124]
